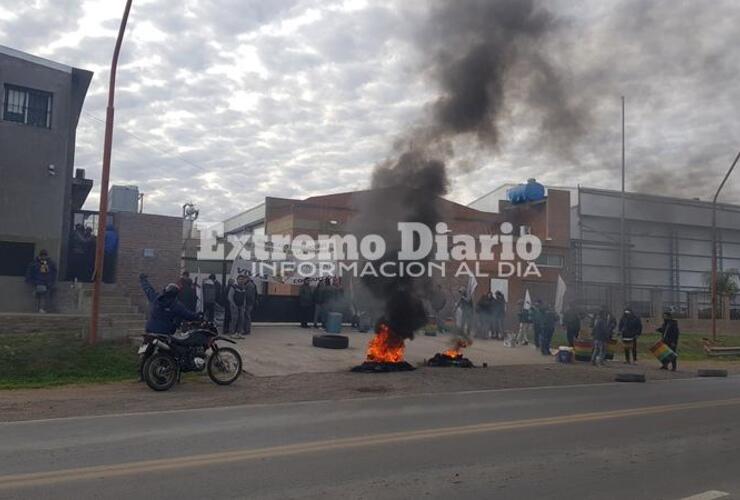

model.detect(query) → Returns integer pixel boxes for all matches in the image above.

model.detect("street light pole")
[620,96,626,310]
[89,0,133,344]
[711,150,740,341]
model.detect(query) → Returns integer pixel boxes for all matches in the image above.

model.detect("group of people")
[298,276,346,329]
[171,271,258,338]
[549,303,681,370]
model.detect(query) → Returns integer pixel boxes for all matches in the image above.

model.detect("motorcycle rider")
[139,273,200,335]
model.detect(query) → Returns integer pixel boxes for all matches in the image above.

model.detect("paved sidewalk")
[233,325,550,377]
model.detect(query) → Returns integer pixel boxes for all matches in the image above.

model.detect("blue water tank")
[506,178,545,204]
[326,312,342,334]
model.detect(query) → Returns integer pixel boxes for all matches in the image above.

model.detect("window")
[535,253,564,268]
[3,84,53,128]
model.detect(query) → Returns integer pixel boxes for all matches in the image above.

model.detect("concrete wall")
[0,276,79,313]
[0,48,92,274]
[114,212,182,313]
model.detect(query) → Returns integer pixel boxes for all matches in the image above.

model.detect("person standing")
[25,249,57,313]
[312,278,327,328]
[477,291,495,339]
[618,308,642,364]
[241,274,257,336]
[228,275,247,338]
[513,299,532,346]
[562,303,581,347]
[83,226,96,282]
[201,273,221,323]
[177,271,197,312]
[656,311,680,371]
[532,300,544,349]
[455,287,474,337]
[540,304,559,356]
[298,279,314,328]
[491,291,506,340]
[222,278,234,333]
[68,224,86,281]
[591,309,609,366]
[103,223,118,284]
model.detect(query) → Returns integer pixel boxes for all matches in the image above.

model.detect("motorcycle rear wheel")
[143,353,178,391]
[207,347,242,385]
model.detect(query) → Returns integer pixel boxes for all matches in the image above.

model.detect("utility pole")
[620,96,626,311]
[89,0,133,344]
[711,150,740,341]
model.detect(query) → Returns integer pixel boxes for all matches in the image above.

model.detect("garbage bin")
[326,312,342,334]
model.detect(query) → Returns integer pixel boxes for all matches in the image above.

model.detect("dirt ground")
[2,359,736,422]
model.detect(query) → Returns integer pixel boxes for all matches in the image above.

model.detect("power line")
[81,110,210,173]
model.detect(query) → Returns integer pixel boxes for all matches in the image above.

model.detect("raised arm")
[139,274,158,303]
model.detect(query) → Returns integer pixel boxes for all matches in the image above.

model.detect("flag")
[554,275,567,316]
[466,275,478,298]
[524,289,532,310]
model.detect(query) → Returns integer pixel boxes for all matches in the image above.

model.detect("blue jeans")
[540,327,554,355]
[591,339,606,364]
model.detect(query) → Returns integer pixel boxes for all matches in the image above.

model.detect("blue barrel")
[507,178,545,204]
[326,312,342,334]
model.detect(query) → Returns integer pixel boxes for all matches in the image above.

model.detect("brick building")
[113,212,183,312]
[218,188,572,326]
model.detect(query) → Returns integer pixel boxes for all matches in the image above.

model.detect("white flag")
[524,289,532,310]
[554,275,567,316]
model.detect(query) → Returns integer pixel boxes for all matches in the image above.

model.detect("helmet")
[163,283,180,297]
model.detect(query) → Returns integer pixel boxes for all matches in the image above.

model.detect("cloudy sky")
[1,0,739,220]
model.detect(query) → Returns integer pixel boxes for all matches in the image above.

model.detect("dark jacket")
[177,277,196,311]
[201,279,221,305]
[299,283,314,307]
[592,317,610,341]
[477,295,494,315]
[491,296,506,318]
[619,313,643,340]
[657,319,680,346]
[542,309,559,330]
[140,276,199,334]
[313,283,326,305]
[562,309,581,332]
[26,257,57,286]
[518,308,532,324]
[243,279,257,306]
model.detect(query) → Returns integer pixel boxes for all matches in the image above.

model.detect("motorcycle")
[138,320,243,391]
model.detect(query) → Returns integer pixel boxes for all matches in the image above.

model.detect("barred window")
[3,84,53,129]
[535,253,564,268]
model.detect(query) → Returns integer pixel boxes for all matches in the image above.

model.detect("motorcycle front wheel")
[143,353,178,391]
[207,347,242,385]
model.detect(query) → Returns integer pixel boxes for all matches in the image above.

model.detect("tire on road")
[312,334,349,349]
[615,373,646,383]
[697,368,728,378]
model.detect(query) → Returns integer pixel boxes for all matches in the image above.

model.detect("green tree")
[705,269,740,297]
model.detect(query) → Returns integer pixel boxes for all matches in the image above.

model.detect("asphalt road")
[1,377,740,500]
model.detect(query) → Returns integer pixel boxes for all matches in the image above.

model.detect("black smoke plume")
[353,0,587,340]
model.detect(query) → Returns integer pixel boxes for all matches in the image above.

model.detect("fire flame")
[366,324,406,363]
[443,338,470,358]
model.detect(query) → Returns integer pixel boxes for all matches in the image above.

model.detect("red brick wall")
[114,212,182,312]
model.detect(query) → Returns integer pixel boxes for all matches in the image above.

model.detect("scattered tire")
[697,368,728,378]
[312,334,349,349]
[615,373,646,383]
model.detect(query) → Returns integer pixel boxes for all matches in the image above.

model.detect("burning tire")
[312,334,349,349]
[615,373,646,383]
